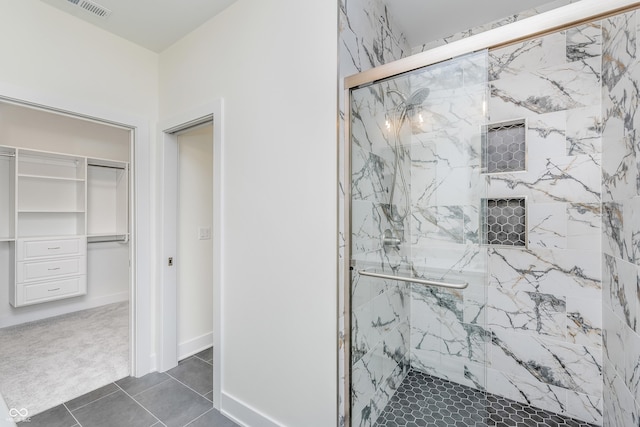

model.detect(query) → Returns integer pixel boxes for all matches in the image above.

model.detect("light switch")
[198,227,211,240]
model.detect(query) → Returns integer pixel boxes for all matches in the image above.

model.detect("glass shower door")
[348,51,489,426]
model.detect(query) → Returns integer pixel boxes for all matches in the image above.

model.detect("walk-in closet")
[0,101,132,416]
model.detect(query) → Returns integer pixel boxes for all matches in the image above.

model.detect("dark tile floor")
[17,347,239,427]
[374,370,598,427]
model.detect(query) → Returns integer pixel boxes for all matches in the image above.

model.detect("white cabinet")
[0,147,129,307]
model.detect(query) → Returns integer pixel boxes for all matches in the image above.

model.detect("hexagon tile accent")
[483,119,526,174]
[483,198,526,247]
[374,370,597,426]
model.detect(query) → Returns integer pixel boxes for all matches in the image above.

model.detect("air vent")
[78,0,111,18]
[66,0,80,4]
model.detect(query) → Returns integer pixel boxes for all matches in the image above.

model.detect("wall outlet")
[198,227,211,240]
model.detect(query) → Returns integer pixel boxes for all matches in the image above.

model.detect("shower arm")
[358,269,468,290]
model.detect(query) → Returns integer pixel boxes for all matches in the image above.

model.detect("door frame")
[158,99,224,409]
[0,82,154,377]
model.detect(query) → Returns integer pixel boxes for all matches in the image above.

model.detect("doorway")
[0,99,140,419]
[177,123,214,358]
[159,100,224,409]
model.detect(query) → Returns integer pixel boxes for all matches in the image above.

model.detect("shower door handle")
[358,269,468,290]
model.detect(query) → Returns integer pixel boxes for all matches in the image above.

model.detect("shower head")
[406,88,430,107]
[386,87,430,108]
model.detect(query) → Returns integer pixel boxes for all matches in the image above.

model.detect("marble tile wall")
[412,0,578,55]
[339,1,631,426]
[405,51,490,393]
[485,22,604,425]
[339,1,409,425]
[601,10,640,427]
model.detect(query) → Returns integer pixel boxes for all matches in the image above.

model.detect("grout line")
[64,385,120,413]
[115,375,172,397]
[165,372,213,400]
[114,382,164,425]
[192,354,214,366]
[62,403,82,426]
[183,408,214,426]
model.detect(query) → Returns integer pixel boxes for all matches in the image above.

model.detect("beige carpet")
[0,302,129,417]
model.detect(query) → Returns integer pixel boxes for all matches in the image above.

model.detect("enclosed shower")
[343,1,638,426]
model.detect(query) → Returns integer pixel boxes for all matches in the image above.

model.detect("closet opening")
[0,99,136,418]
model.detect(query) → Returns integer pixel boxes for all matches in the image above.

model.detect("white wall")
[0,0,158,119]
[0,0,159,366]
[177,124,213,357]
[160,0,338,425]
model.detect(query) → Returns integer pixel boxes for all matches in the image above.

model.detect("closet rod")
[87,163,126,170]
[0,153,15,158]
[88,236,129,244]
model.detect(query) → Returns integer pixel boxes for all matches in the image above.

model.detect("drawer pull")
[48,288,61,292]
[48,267,61,271]
[48,247,61,250]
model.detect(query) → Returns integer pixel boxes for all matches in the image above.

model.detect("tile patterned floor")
[374,370,598,427]
[16,348,239,427]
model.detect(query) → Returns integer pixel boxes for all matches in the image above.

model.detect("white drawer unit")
[16,256,86,283]
[17,237,86,261]
[17,276,86,307]
[12,237,87,307]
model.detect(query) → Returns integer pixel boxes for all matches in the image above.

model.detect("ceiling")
[386,0,561,47]
[38,0,238,52]
[39,0,560,53]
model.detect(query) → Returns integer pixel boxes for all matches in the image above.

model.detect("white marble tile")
[488,154,601,204]
[567,22,602,64]
[602,11,637,91]
[489,248,601,299]
[624,196,640,265]
[490,329,602,396]
[351,200,385,255]
[490,57,601,121]
[486,368,567,414]
[626,324,640,404]
[410,205,465,245]
[603,358,639,427]
[489,31,566,81]
[602,202,627,260]
[488,287,567,339]
[565,390,603,425]
[603,303,626,380]
[525,110,567,160]
[603,254,637,332]
[463,288,486,326]
[411,243,487,278]
[601,134,637,203]
[566,105,602,156]
[351,350,380,427]
[528,202,568,249]
[567,203,601,249]
[566,296,602,349]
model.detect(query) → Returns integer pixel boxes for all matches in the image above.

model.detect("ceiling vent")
[65,0,112,18]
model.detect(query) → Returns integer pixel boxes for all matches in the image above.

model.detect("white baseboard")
[148,353,157,374]
[0,292,129,328]
[178,332,213,360]
[221,392,284,427]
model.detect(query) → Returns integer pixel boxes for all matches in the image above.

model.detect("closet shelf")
[18,174,85,182]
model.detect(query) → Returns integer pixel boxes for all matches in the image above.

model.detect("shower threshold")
[374,370,598,427]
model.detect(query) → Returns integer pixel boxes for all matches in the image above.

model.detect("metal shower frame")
[341,1,640,425]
